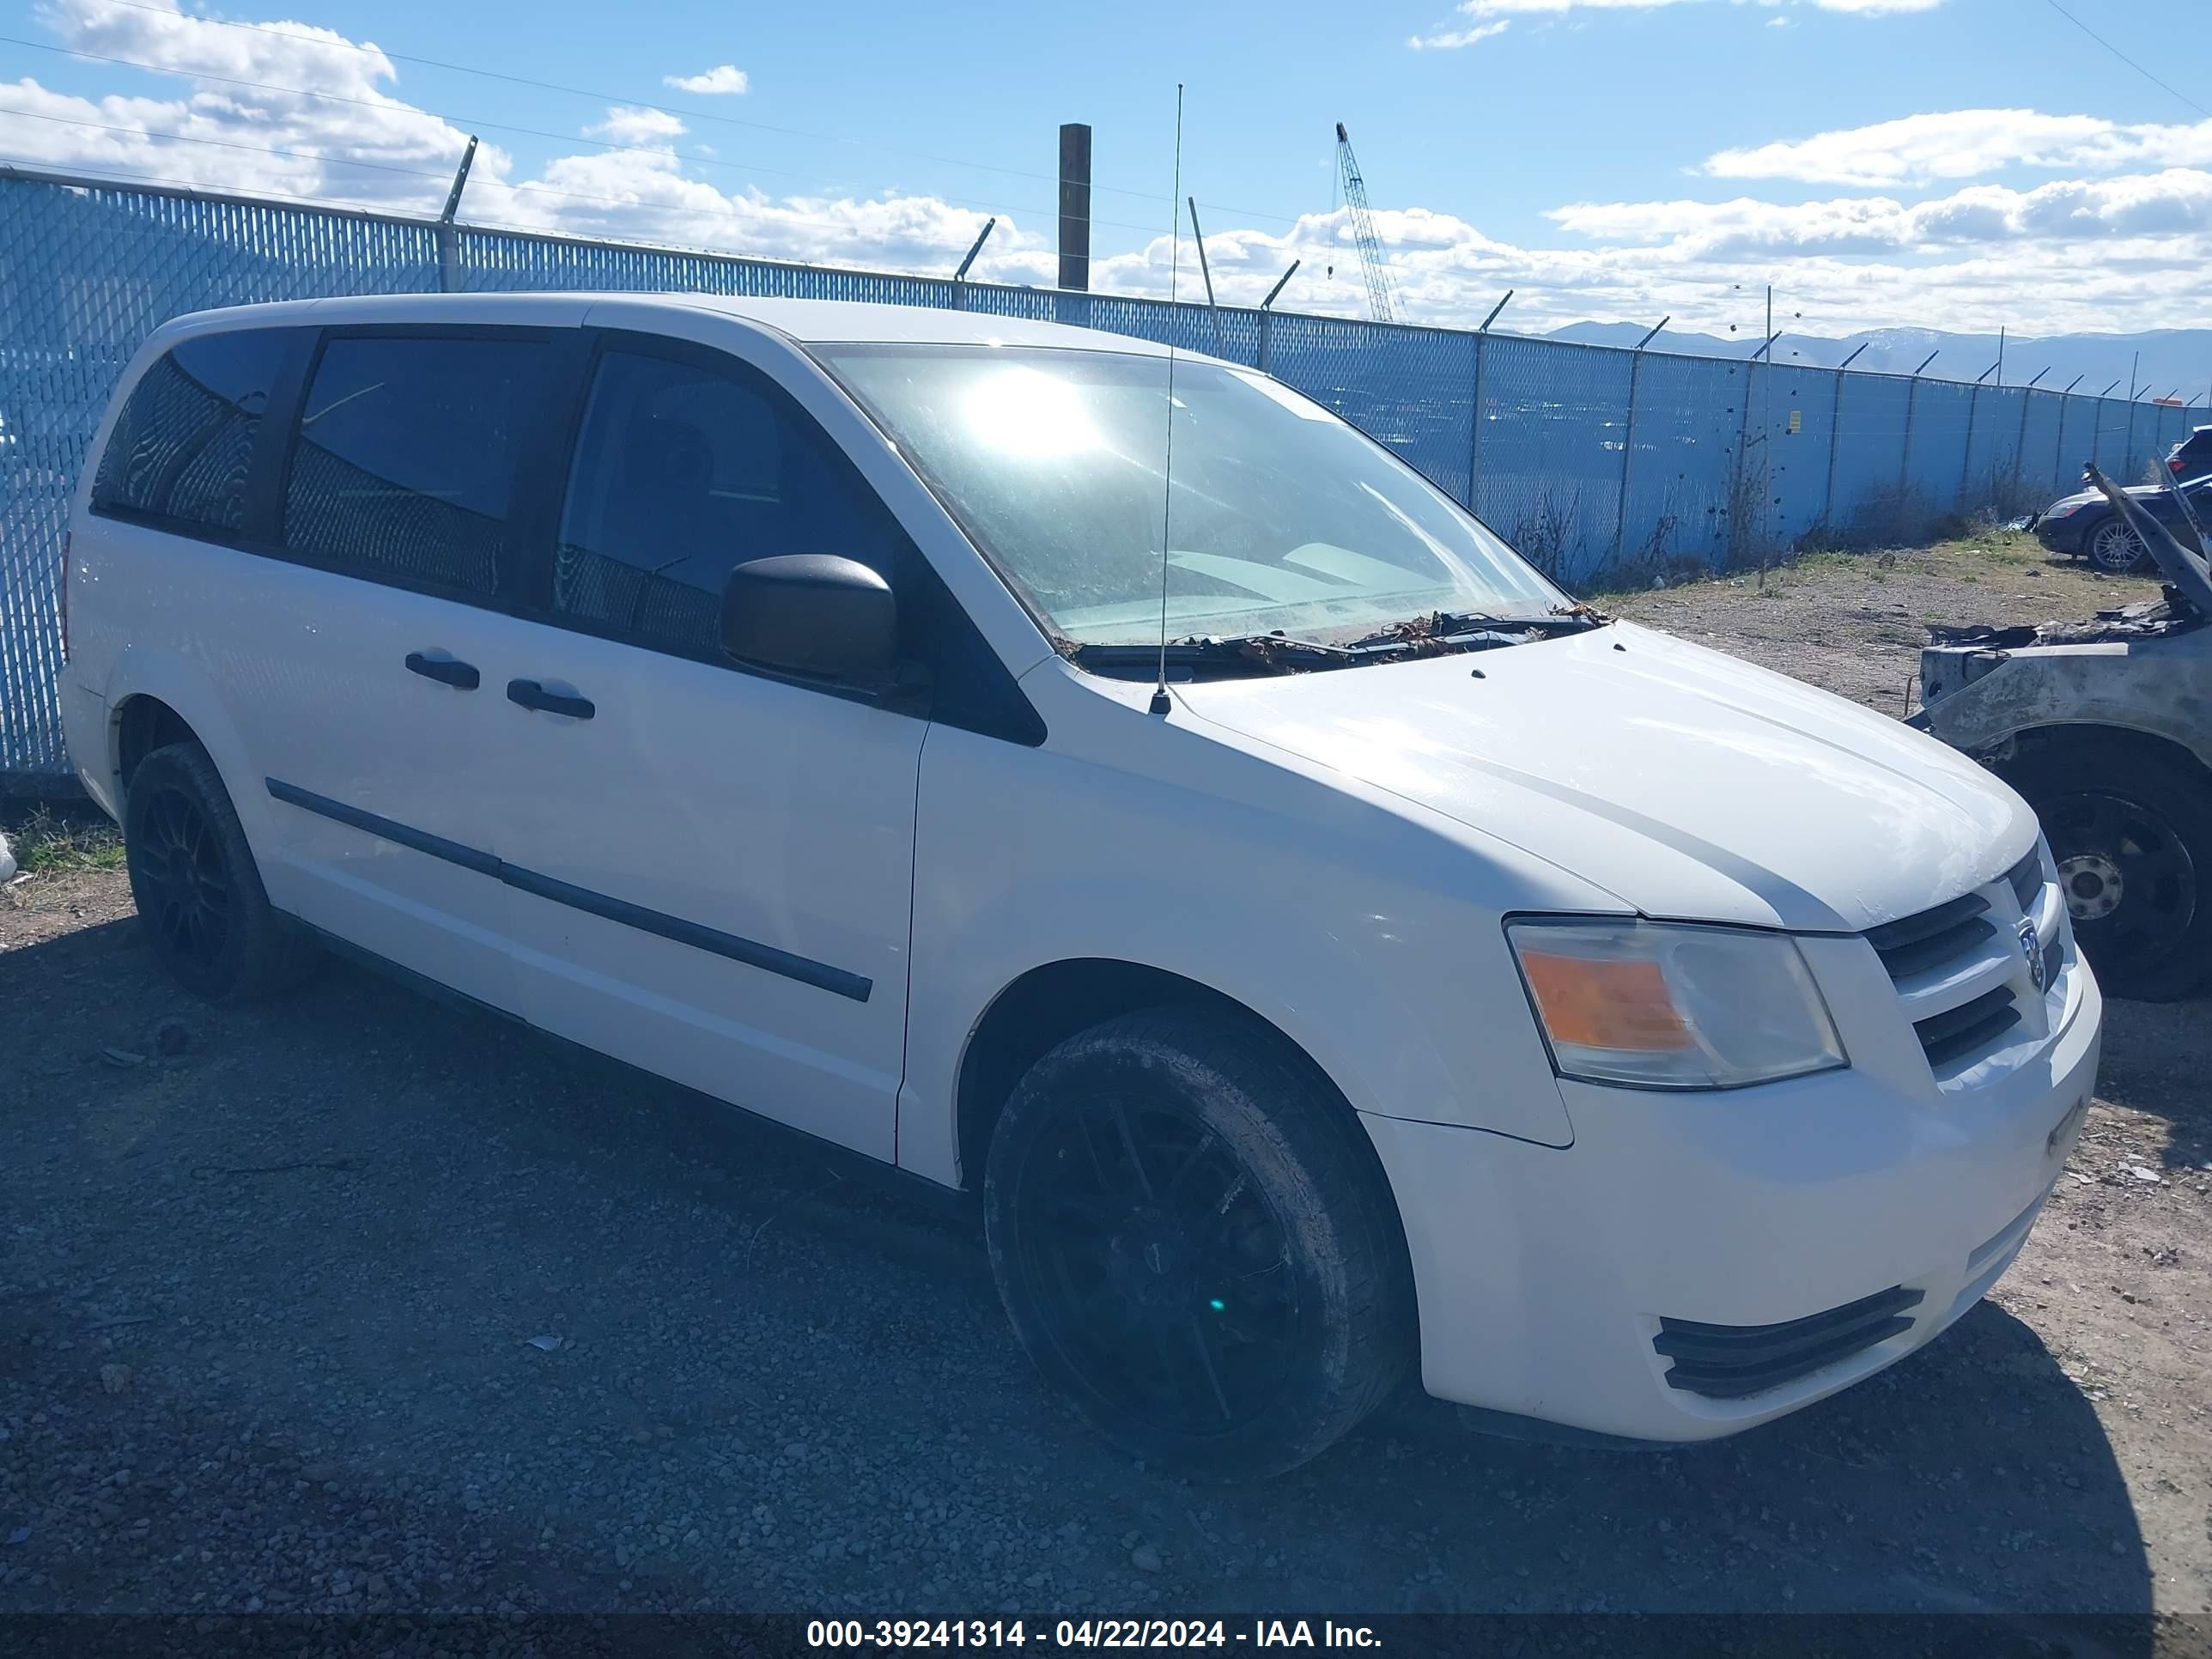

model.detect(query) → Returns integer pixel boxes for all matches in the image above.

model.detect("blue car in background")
[2033,468,2212,573]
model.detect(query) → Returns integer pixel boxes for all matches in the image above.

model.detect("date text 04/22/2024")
[805,1620,1383,1649]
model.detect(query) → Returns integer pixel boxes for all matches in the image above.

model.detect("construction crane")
[1333,122,1396,324]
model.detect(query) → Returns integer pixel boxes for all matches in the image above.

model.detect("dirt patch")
[1600,529,2169,716]
[1,539,2206,1622]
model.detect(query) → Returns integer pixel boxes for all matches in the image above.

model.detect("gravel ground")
[2,536,2206,1623]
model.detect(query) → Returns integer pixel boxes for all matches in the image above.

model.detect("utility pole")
[1057,123,1092,293]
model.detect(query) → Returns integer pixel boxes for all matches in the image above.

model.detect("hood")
[2046,481,2170,514]
[1173,622,2033,933]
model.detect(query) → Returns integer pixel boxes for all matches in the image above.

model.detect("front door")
[489,336,925,1160]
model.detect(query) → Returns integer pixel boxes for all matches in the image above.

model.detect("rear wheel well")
[955,961,1353,1193]
[115,696,198,799]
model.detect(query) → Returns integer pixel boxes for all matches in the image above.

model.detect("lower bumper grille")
[1654,1285,1925,1399]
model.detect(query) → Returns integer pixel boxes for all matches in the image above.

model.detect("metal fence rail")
[0,167,2195,782]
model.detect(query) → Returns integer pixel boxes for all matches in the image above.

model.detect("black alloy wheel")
[131,781,233,975]
[1002,1089,1304,1439]
[123,741,319,1002]
[984,1007,1413,1480]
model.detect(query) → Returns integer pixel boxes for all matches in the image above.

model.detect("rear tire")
[1999,745,2212,1001]
[2085,515,2149,574]
[123,743,319,1003]
[982,1006,1414,1480]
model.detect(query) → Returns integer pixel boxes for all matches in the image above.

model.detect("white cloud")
[1548,168,2212,253]
[10,0,2211,342]
[1411,0,1937,46]
[1708,108,2212,186]
[1408,21,1510,48]
[663,64,749,95]
[588,106,686,147]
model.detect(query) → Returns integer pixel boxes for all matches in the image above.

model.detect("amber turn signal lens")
[1517,951,1692,1052]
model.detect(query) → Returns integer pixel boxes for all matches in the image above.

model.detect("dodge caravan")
[61,294,2101,1478]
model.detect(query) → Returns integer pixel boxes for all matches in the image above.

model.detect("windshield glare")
[819,343,1568,647]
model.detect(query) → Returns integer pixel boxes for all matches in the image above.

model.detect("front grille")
[1865,890,1995,978]
[1914,984,2021,1066]
[1655,1285,1925,1399]
[1869,845,2057,1073]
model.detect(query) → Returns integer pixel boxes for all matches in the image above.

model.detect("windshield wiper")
[1070,634,1361,678]
[1340,606,1606,653]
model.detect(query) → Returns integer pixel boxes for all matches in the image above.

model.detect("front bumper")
[2033,513,2088,555]
[1364,954,2101,1443]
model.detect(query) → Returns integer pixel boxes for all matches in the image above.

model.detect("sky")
[3,0,2209,342]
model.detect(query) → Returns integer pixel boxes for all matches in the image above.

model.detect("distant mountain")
[1543,322,2212,408]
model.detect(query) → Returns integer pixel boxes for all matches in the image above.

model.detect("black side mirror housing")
[720,555,897,684]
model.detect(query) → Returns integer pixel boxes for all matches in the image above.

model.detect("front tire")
[123,742,318,1003]
[2085,515,2148,574]
[982,1006,1414,1480]
[2000,745,2212,1001]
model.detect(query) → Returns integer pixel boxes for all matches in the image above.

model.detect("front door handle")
[507,678,596,720]
[404,652,479,690]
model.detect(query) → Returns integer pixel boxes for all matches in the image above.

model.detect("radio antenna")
[1150,83,1186,718]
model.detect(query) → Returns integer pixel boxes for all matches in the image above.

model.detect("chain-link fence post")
[1466,331,1489,510]
[1959,382,1980,507]
[1611,347,1644,566]
[1822,371,1846,534]
[1899,374,1923,506]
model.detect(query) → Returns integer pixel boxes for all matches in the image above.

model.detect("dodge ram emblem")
[2019,918,2044,993]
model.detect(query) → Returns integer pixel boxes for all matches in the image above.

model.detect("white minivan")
[61,294,2100,1477]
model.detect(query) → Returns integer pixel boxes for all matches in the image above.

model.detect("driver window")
[555,347,902,659]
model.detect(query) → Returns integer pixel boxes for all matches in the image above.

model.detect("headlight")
[1507,920,1846,1091]
[2042,501,2084,520]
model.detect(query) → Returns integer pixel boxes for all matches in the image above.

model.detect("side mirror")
[720,555,897,684]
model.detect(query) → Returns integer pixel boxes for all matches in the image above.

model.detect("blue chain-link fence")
[1,167,2197,784]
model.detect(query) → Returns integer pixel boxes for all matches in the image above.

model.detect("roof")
[160,289,1191,359]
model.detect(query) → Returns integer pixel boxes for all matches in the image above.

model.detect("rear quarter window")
[90,329,290,535]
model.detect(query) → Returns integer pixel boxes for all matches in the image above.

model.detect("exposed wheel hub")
[1109,1210,1194,1310]
[2058,852,2124,921]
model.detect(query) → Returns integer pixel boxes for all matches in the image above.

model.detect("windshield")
[818,343,1570,647]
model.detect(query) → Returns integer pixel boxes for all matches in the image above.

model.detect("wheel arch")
[952,956,1425,1413]
[114,694,200,800]
[2005,722,2212,793]
[953,958,1367,1193]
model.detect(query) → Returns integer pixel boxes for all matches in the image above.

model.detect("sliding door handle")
[507,678,596,720]
[405,652,479,690]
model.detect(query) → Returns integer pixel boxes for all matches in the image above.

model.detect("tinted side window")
[555,349,909,657]
[283,335,561,597]
[91,330,289,535]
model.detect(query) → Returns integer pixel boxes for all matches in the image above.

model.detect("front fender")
[1918,647,2212,767]
[900,726,1581,1188]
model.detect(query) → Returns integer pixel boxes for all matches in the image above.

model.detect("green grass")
[7,805,125,877]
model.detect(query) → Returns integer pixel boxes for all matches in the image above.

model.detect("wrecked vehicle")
[1915,466,2212,1000]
